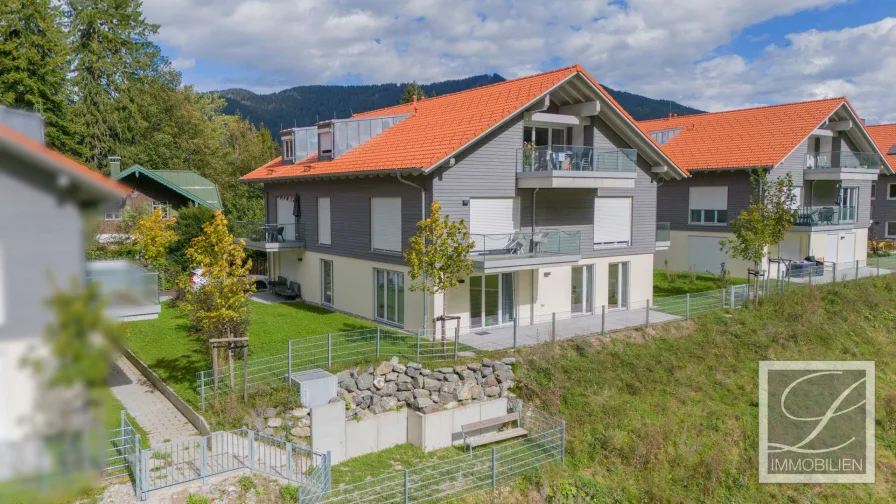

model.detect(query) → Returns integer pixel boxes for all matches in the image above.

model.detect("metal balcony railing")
[806,151,881,171]
[233,221,306,243]
[518,145,637,173]
[794,206,856,226]
[470,230,581,260]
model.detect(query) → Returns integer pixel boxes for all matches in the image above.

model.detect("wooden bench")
[461,412,527,453]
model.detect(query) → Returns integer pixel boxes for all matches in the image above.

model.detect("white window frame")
[370,197,402,253]
[373,268,404,326]
[104,212,122,221]
[317,197,331,245]
[283,137,294,161]
[688,186,728,226]
[888,183,896,201]
[321,259,334,307]
[886,222,896,239]
[152,201,170,219]
[593,197,632,248]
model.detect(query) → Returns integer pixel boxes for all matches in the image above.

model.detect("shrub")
[279,484,299,501]
[237,474,256,492]
[186,494,211,504]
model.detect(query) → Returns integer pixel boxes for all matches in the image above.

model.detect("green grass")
[653,269,747,297]
[124,300,378,408]
[101,387,150,449]
[511,275,896,502]
[330,443,466,487]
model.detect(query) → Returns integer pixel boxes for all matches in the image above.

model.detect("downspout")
[531,189,540,325]
[396,170,428,332]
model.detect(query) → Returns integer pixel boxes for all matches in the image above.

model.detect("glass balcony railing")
[470,230,581,261]
[518,145,638,173]
[656,222,671,244]
[233,221,306,243]
[806,151,881,171]
[794,206,856,227]
[86,260,160,309]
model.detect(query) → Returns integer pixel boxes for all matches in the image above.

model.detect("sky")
[143,0,896,124]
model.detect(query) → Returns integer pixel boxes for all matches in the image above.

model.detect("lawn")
[509,275,896,502]
[653,269,747,297]
[124,300,378,409]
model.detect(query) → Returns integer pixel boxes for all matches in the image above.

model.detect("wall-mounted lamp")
[297,257,303,261]
[462,199,470,207]
[543,272,551,278]
[458,279,465,284]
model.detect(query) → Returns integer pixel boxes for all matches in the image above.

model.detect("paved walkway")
[108,356,197,445]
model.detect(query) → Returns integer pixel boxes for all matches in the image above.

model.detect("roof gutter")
[240,167,425,184]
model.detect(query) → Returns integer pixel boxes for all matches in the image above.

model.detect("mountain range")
[218,74,703,133]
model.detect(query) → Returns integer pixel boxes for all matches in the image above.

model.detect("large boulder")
[373,376,386,390]
[380,382,398,396]
[423,378,441,391]
[413,397,434,409]
[412,389,430,398]
[263,408,278,419]
[397,382,414,392]
[453,382,482,402]
[495,369,515,383]
[376,362,393,375]
[356,373,374,390]
[485,386,500,397]
[342,377,358,392]
[385,372,399,382]
[380,396,398,411]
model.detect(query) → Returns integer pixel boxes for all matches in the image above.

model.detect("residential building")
[240,65,687,334]
[98,162,222,239]
[0,106,126,449]
[866,124,896,240]
[643,98,892,278]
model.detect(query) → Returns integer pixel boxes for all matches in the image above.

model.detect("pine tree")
[0,0,83,157]
[399,82,427,104]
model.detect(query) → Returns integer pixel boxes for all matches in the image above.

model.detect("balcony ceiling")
[545,75,601,107]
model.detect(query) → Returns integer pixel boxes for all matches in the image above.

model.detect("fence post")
[560,419,566,465]
[551,312,556,342]
[645,299,651,327]
[286,442,293,480]
[326,451,333,491]
[120,409,126,431]
[200,437,208,483]
[721,288,725,309]
[685,293,690,320]
[376,327,381,357]
[404,468,409,504]
[327,333,332,368]
[729,285,735,309]
[200,373,205,412]
[601,305,606,337]
[832,262,837,282]
[416,330,421,361]
[856,260,860,280]
[877,256,881,276]
[491,446,497,492]
[288,340,293,379]
[140,449,149,500]
[248,430,255,469]
[453,327,459,362]
[512,317,518,349]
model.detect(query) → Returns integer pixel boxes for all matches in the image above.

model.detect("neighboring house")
[239,65,687,334]
[98,162,222,239]
[642,98,893,278]
[866,124,896,240]
[0,106,126,449]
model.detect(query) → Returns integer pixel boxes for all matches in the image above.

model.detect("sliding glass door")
[608,262,629,310]
[571,265,593,315]
[375,269,404,326]
[470,273,514,328]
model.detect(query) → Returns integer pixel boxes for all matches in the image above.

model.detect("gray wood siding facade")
[0,153,86,340]
[658,171,755,232]
[772,139,807,187]
[264,175,430,266]
[871,174,896,238]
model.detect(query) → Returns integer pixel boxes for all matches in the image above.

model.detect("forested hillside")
[219,75,703,131]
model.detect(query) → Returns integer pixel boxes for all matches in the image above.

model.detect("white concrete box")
[290,369,337,408]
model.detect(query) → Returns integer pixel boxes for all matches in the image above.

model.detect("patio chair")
[274,280,301,299]
[818,207,836,225]
[578,149,593,171]
[505,236,525,255]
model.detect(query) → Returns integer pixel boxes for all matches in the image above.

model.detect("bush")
[185,494,211,504]
[237,474,256,492]
[279,484,299,501]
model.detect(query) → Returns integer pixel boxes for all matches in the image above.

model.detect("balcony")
[793,206,856,228]
[516,145,638,189]
[804,151,882,181]
[656,222,671,251]
[234,221,306,251]
[86,260,160,321]
[470,230,581,271]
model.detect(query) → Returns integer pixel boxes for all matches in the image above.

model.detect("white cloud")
[141,0,896,124]
[170,57,196,71]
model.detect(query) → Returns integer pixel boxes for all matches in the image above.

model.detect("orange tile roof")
[639,98,852,171]
[866,123,896,168]
[0,123,128,198]
[241,65,685,181]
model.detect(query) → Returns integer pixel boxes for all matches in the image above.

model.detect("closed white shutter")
[318,197,331,245]
[469,198,519,235]
[371,197,402,251]
[689,187,727,210]
[593,197,631,247]
[276,197,296,240]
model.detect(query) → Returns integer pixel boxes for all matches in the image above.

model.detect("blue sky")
[143,0,896,123]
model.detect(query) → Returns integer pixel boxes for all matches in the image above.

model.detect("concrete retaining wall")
[311,401,347,464]
[120,346,211,436]
[408,398,508,452]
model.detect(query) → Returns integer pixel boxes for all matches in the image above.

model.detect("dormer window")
[283,137,294,161]
[319,127,333,160]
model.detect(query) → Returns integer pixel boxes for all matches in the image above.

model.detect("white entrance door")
[825,234,839,263]
[840,233,856,264]
[687,236,727,274]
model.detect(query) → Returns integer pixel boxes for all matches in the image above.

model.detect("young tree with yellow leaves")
[133,207,177,278]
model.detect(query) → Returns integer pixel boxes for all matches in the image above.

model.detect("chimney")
[109,156,121,178]
[413,95,418,114]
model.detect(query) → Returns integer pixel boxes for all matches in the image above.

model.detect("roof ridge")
[866,123,896,129]
[353,65,579,117]
[640,96,847,125]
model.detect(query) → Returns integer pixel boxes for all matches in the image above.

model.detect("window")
[104,212,122,221]
[689,186,728,225]
[374,269,404,325]
[318,197,331,245]
[152,201,170,219]
[523,126,566,147]
[593,197,632,247]
[370,197,402,252]
[469,198,519,236]
[871,184,876,200]
[321,259,334,306]
[282,137,294,160]
[888,183,896,200]
[887,222,896,238]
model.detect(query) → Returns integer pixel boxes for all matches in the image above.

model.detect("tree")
[170,205,216,273]
[725,170,797,299]
[399,82,427,104]
[404,202,475,345]
[0,0,83,157]
[183,211,254,343]
[133,207,177,274]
